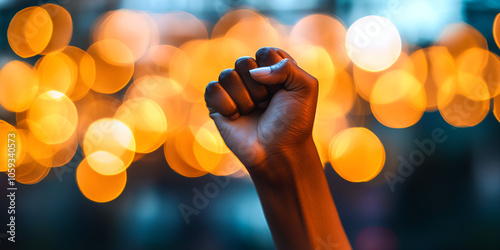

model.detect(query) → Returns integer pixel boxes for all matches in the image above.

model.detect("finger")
[255,47,296,94]
[204,81,240,120]
[249,58,318,94]
[234,56,269,109]
[218,68,255,115]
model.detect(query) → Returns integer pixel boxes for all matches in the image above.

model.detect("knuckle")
[235,56,257,71]
[280,58,294,71]
[204,81,219,99]
[256,47,277,60]
[219,68,234,81]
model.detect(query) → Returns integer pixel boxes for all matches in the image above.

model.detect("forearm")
[248,137,351,250]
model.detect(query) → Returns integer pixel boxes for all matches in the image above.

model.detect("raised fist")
[205,47,319,171]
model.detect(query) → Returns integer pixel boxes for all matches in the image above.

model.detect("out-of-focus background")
[1,0,500,249]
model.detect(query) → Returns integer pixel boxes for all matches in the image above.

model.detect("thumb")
[249,58,317,93]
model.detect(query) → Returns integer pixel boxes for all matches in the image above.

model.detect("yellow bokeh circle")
[329,127,385,182]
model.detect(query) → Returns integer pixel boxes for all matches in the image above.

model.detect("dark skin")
[205,47,351,250]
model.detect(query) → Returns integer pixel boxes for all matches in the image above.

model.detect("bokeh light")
[115,98,168,154]
[83,118,136,175]
[0,60,39,112]
[86,39,134,94]
[27,91,77,145]
[370,70,426,128]
[290,14,350,70]
[77,154,127,203]
[329,127,385,182]
[7,6,53,58]
[93,10,155,61]
[346,15,402,72]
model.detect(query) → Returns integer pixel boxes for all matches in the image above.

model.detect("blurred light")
[353,52,414,101]
[436,23,487,59]
[35,51,77,94]
[156,12,208,47]
[370,70,426,128]
[212,9,263,38]
[27,91,77,145]
[224,15,282,52]
[494,13,500,50]
[437,78,490,127]
[93,10,155,61]
[83,118,136,174]
[329,127,385,182]
[115,98,168,154]
[75,92,121,147]
[77,155,127,203]
[0,60,39,112]
[288,44,335,101]
[290,14,350,70]
[163,131,208,178]
[39,4,72,54]
[346,15,402,72]
[125,76,188,133]
[133,45,191,88]
[86,39,134,94]
[8,6,53,58]
[62,46,96,101]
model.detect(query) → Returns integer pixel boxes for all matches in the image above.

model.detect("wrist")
[247,136,323,185]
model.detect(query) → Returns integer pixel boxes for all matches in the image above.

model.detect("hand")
[204,47,319,171]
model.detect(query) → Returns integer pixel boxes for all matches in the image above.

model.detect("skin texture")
[205,47,351,250]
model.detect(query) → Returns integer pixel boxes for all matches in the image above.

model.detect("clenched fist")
[204,47,319,171]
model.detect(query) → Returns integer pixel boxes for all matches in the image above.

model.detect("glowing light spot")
[494,13,500,50]
[7,6,53,58]
[346,15,402,72]
[329,127,385,182]
[86,39,134,94]
[164,133,208,178]
[62,46,96,101]
[225,16,282,52]
[371,70,426,128]
[125,76,188,133]
[87,151,125,176]
[93,10,154,61]
[115,98,168,153]
[77,156,127,203]
[289,44,335,101]
[212,9,264,38]
[0,60,39,112]
[27,91,77,145]
[353,52,414,101]
[437,78,489,127]
[157,12,208,47]
[181,38,251,102]
[39,4,72,54]
[437,22,487,58]
[134,45,191,88]
[290,14,350,70]
[35,51,77,95]
[83,118,135,172]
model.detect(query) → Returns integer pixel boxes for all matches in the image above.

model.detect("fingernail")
[249,67,271,77]
[229,112,240,120]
